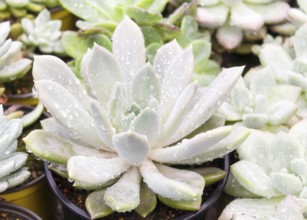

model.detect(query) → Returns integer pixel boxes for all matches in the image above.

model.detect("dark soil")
[0,211,26,220]
[2,72,34,97]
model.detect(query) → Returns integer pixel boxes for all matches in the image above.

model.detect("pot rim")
[0,202,42,220]
[44,155,230,220]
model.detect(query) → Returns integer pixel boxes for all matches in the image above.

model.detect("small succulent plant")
[218,67,300,129]
[196,0,290,50]
[24,17,250,218]
[0,105,29,193]
[255,23,307,118]
[0,21,32,83]
[0,0,59,20]
[222,119,307,219]
[20,9,64,54]
[219,195,307,220]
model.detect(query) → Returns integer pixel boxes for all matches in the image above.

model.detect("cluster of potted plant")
[2,0,307,220]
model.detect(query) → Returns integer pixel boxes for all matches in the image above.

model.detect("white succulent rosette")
[0,105,29,193]
[196,0,290,50]
[255,23,307,118]
[219,66,300,129]
[219,195,307,220]
[24,17,249,218]
[20,9,63,54]
[224,119,307,201]
[0,21,32,83]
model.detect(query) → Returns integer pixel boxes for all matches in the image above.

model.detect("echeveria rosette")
[0,105,30,193]
[219,195,307,220]
[0,21,32,83]
[23,17,249,218]
[255,23,307,118]
[221,119,307,219]
[196,0,290,50]
[20,9,64,54]
[219,67,300,129]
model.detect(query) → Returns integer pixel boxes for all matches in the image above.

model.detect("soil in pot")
[46,156,229,220]
[0,202,42,220]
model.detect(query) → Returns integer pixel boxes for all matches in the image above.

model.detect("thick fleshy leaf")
[24,130,114,164]
[289,119,307,158]
[159,83,198,144]
[196,5,228,28]
[0,40,11,58]
[35,80,107,150]
[246,1,289,24]
[159,47,194,123]
[216,24,243,50]
[190,167,226,186]
[85,190,113,219]
[21,102,44,128]
[0,169,30,190]
[231,2,264,31]
[104,167,141,212]
[112,16,145,82]
[125,6,162,25]
[169,66,244,145]
[113,131,150,165]
[258,44,292,81]
[129,108,160,145]
[59,0,110,22]
[68,156,129,186]
[267,101,297,125]
[231,160,281,197]
[33,55,92,112]
[249,67,275,97]
[134,181,157,218]
[0,182,8,193]
[218,197,284,220]
[140,160,205,201]
[153,40,182,80]
[0,119,22,155]
[91,101,114,149]
[0,58,31,83]
[242,113,269,129]
[293,23,307,59]
[0,41,22,70]
[107,82,130,132]
[271,172,302,195]
[158,195,201,211]
[0,152,28,178]
[82,44,121,107]
[291,159,307,184]
[35,9,50,27]
[0,21,10,46]
[150,126,232,163]
[273,196,305,220]
[269,132,304,172]
[224,172,260,198]
[174,127,250,165]
[131,63,161,109]
[288,9,307,28]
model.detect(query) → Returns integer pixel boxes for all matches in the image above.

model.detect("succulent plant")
[0,21,32,83]
[219,195,307,220]
[254,23,307,118]
[288,0,307,28]
[20,9,64,54]
[223,119,307,216]
[24,17,250,218]
[0,105,29,193]
[218,67,300,129]
[0,0,59,20]
[196,0,290,50]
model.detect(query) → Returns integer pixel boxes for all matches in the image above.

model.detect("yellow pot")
[0,175,57,220]
[51,7,76,30]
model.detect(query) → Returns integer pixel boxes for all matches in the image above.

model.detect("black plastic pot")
[44,155,230,220]
[0,202,42,220]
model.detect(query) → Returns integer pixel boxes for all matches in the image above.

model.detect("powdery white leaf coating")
[68,156,129,185]
[104,167,141,212]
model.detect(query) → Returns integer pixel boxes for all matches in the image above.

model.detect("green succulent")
[0,0,60,20]
[20,9,64,54]
[0,105,29,193]
[0,21,32,83]
[24,17,250,218]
